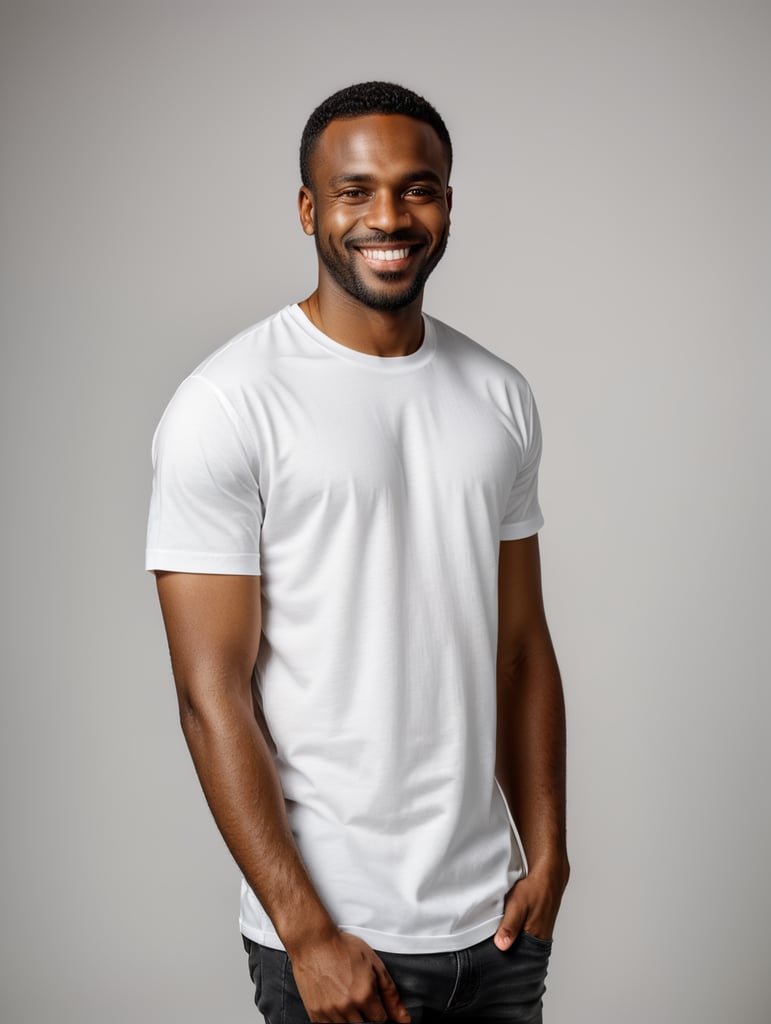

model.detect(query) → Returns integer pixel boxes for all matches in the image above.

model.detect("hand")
[289,929,411,1023]
[493,861,569,950]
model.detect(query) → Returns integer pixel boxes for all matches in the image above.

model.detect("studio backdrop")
[1,2,769,1022]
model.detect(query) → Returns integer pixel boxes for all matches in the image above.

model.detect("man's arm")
[493,535,570,949]
[156,571,409,1023]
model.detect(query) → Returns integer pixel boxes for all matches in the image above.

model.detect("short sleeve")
[500,383,544,541]
[145,375,263,574]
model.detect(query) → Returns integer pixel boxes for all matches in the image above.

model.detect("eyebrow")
[328,170,445,188]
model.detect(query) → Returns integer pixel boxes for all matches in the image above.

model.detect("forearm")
[157,572,408,1021]
[182,687,409,1021]
[179,683,336,954]
[496,630,568,876]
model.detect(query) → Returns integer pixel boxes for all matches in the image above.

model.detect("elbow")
[173,669,254,740]
[498,626,559,691]
[176,686,210,743]
[497,645,528,691]
[177,689,200,728]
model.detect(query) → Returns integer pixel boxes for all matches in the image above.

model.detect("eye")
[339,188,369,200]
[405,186,437,200]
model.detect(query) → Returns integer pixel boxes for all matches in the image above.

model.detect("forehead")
[309,114,450,185]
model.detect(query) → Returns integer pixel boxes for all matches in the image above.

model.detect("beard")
[314,229,449,312]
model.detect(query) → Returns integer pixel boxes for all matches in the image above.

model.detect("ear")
[298,186,315,235]
[446,186,453,214]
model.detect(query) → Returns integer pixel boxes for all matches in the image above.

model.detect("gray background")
[2,1,770,1021]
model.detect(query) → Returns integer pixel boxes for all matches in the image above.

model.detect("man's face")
[299,114,452,312]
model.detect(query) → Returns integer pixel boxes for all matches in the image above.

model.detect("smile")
[358,247,412,262]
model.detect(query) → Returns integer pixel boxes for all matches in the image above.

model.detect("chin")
[352,273,427,312]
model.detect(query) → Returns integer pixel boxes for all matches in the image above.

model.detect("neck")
[299,284,425,358]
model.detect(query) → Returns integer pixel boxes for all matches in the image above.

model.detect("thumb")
[494,887,527,951]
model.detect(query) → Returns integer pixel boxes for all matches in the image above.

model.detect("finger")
[356,996,388,1023]
[494,891,527,950]
[373,960,411,1022]
[343,1010,370,1024]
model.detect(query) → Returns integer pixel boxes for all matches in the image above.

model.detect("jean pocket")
[519,930,553,953]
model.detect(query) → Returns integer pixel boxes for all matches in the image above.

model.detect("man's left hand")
[493,862,569,950]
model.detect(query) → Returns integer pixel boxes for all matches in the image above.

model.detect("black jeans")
[242,932,552,1023]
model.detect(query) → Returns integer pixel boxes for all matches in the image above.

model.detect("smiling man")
[147,82,568,1024]
[300,110,451,322]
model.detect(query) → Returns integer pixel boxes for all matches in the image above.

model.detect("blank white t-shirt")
[146,304,544,953]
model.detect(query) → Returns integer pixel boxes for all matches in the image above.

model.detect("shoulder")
[190,305,299,392]
[156,305,308,433]
[425,313,537,410]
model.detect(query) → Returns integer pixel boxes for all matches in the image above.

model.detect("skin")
[494,537,570,949]
[156,113,568,1023]
[297,113,452,356]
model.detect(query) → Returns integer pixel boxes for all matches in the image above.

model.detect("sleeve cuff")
[145,549,261,575]
[499,513,544,541]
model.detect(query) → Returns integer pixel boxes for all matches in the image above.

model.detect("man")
[147,81,568,1023]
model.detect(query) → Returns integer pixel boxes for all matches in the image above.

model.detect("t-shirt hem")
[500,513,544,541]
[145,550,261,574]
[239,915,504,955]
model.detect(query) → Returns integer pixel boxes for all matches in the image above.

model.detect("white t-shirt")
[146,304,544,954]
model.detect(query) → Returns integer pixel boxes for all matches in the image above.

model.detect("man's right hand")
[288,930,410,1023]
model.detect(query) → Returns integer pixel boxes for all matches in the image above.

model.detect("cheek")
[330,212,359,242]
[318,205,357,237]
[425,212,450,245]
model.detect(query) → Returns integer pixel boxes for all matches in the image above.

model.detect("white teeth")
[361,248,410,261]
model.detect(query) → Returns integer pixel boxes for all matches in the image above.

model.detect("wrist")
[527,851,570,889]
[279,907,339,960]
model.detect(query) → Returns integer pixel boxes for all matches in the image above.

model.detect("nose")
[363,190,411,234]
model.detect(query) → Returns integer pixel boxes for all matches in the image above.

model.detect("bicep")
[497,536,551,673]
[156,572,262,707]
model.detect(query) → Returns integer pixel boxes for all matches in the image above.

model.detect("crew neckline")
[288,304,436,373]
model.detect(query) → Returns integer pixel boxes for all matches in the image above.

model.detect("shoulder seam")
[189,373,262,456]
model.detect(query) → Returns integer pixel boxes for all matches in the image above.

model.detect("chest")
[255,369,521,522]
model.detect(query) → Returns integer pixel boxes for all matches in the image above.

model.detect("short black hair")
[300,81,453,189]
